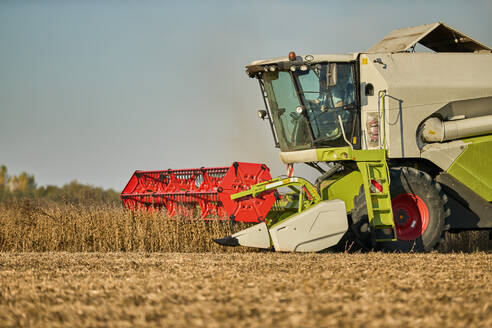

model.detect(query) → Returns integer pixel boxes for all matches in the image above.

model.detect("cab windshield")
[262,62,356,151]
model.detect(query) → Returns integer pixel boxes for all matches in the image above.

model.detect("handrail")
[377,90,387,150]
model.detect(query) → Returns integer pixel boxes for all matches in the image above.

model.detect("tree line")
[0,165,121,206]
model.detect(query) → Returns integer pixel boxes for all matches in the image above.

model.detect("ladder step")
[374,224,394,229]
[370,192,389,197]
[373,208,391,212]
[367,163,385,167]
[376,238,397,242]
[367,178,386,183]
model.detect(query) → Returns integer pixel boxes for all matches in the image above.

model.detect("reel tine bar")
[121,163,275,222]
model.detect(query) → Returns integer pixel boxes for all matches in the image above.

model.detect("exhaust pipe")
[422,114,492,143]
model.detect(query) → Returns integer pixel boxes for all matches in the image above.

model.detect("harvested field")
[0,252,491,328]
[1,201,491,327]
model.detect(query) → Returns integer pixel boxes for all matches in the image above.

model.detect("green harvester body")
[213,22,492,252]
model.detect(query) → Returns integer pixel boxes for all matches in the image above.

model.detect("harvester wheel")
[353,167,450,252]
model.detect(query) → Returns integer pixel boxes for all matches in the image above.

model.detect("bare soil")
[1,252,490,328]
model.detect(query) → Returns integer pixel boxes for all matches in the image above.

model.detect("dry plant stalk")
[0,201,253,252]
[0,200,490,252]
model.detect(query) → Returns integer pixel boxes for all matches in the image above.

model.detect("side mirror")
[258,110,268,120]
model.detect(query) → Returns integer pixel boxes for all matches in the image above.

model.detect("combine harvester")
[123,23,492,252]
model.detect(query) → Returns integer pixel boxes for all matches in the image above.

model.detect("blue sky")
[1,0,491,189]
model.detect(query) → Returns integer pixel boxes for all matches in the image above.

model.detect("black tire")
[352,167,450,252]
[349,186,374,251]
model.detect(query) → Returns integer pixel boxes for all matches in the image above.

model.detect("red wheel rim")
[392,194,429,241]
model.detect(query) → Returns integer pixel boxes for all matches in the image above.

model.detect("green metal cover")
[315,147,387,162]
[447,134,492,201]
[321,170,362,213]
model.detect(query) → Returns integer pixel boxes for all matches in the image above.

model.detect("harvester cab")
[213,22,492,252]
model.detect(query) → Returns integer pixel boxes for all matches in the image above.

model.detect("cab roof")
[246,53,357,76]
[246,23,491,76]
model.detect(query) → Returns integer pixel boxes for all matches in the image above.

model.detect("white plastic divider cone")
[229,199,348,252]
[229,222,271,249]
[270,199,348,252]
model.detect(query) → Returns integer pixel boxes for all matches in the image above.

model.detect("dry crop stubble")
[0,201,254,252]
[0,252,490,328]
[0,200,490,252]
